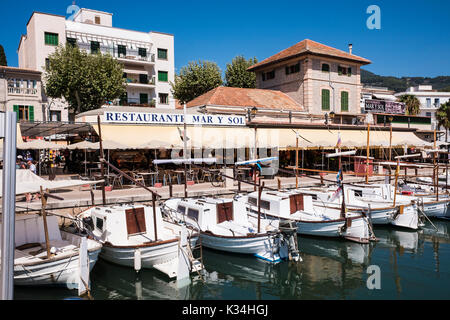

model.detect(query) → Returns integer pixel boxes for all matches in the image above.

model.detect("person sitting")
[27,160,37,174]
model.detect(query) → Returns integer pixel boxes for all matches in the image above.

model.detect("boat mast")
[366,122,370,184]
[97,115,106,206]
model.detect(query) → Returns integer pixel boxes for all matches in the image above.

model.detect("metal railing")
[77,42,155,62]
[7,87,38,95]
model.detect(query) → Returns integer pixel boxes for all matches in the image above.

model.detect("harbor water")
[14,220,450,300]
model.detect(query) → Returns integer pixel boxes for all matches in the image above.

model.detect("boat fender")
[134,249,142,272]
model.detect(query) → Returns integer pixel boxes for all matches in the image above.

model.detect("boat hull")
[296,216,370,244]
[200,232,281,263]
[422,201,450,219]
[392,205,419,230]
[100,237,198,269]
[14,248,101,288]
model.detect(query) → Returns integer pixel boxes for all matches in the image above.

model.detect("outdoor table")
[137,172,157,186]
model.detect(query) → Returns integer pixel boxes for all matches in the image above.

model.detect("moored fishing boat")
[6,214,102,289]
[162,197,300,263]
[235,190,372,244]
[76,203,202,279]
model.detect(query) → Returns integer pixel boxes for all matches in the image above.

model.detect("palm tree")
[397,94,421,116]
[436,101,450,145]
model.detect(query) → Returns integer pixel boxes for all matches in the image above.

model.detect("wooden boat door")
[290,194,304,214]
[125,207,147,236]
[217,202,234,224]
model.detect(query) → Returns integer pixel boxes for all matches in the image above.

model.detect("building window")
[138,48,147,58]
[118,45,127,57]
[322,63,330,72]
[95,16,101,25]
[426,112,432,117]
[139,74,148,84]
[66,37,77,47]
[45,58,50,70]
[13,105,34,122]
[187,209,199,221]
[119,92,128,106]
[50,111,61,122]
[158,71,168,82]
[426,98,431,108]
[140,93,148,104]
[341,91,349,112]
[44,32,59,46]
[322,89,330,111]
[157,48,168,60]
[285,63,300,75]
[159,93,169,104]
[338,66,352,76]
[262,70,275,81]
[434,98,440,107]
[91,41,100,54]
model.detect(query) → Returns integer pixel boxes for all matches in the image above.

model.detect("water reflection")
[14,220,450,300]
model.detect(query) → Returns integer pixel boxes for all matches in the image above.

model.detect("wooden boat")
[235,190,371,244]
[299,184,419,230]
[77,204,202,279]
[162,197,300,263]
[6,214,102,289]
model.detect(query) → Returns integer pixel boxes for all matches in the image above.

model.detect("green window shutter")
[322,89,330,111]
[28,106,34,122]
[158,71,168,82]
[158,49,167,60]
[45,32,58,46]
[341,91,349,112]
[13,105,19,123]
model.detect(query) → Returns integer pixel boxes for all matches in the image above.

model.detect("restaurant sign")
[364,99,405,114]
[104,111,246,126]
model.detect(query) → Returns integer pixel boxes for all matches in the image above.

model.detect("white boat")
[162,197,300,263]
[354,183,448,221]
[235,190,371,244]
[2,214,102,289]
[299,184,419,230]
[77,204,202,279]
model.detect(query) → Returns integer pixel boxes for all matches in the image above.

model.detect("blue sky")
[1,0,450,77]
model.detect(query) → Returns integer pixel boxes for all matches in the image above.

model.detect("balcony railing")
[8,87,38,95]
[115,98,156,108]
[77,42,155,63]
[125,76,156,86]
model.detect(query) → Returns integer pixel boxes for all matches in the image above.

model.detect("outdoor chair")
[132,172,146,187]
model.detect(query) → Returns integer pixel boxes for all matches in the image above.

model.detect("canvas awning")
[17,140,63,150]
[92,124,434,151]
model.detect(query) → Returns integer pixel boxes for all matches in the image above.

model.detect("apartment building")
[0,66,53,122]
[395,85,450,121]
[247,40,371,118]
[18,8,175,113]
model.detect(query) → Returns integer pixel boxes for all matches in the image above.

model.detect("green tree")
[225,55,258,88]
[0,45,7,66]
[44,44,125,114]
[171,60,223,104]
[397,94,421,115]
[436,101,450,143]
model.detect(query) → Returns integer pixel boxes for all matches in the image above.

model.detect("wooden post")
[238,180,241,193]
[389,123,393,162]
[393,160,400,207]
[169,179,173,198]
[295,136,299,189]
[90,186,95,206]
[97,116,106,206]
[257,181,265,233]
[436,163,439,201]
[39,186,52,259]
[366,122,370,184]
[433,128,437,192]
[277,178,281,191]
[152,193,158,241]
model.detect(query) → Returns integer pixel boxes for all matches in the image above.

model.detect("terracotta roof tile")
[248,39,371,71]
[187,86,303,111]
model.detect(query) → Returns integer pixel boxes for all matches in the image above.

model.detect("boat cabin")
[173,198,252,235]
[243,191,315,217]
[87,204,164,245]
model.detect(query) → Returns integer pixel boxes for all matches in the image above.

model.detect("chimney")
[349,44,353,55]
